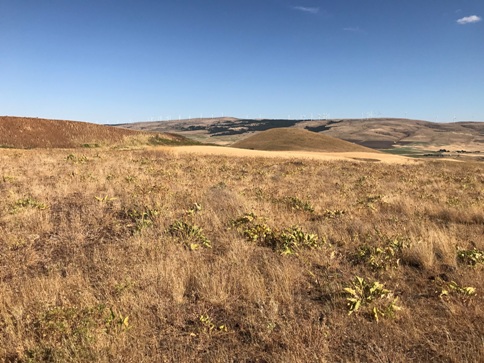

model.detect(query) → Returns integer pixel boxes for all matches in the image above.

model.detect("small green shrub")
[124,207,159,232]
[168,220,211,250]
[440,281,476,303]
[344,276,401,322]
[199,314,227,334]
[232,213,323,255]
[457,248,484,266]
[277,196,314,213]
[353,236,410,270]
[11,197,47,213]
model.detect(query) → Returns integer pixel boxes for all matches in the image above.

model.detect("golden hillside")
[0,116,143,148]
[232,127,378,153]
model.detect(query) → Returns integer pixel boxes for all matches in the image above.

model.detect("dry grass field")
[1,146,483,362]
[231,128,377,153]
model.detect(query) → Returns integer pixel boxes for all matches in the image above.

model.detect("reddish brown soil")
[0,116,142,148]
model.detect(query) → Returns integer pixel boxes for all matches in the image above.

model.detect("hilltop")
[0,116,193,149]
[232,128,378,153]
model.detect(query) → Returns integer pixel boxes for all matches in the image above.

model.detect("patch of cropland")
[1,147,483,362]
[232,128,378,153]
[0,116,196,149]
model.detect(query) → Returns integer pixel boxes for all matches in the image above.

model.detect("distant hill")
[116,117,484,152]
[232,128,378,153]
[0,116,144,148]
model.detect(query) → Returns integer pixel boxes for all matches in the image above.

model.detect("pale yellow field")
[172,145,417,164]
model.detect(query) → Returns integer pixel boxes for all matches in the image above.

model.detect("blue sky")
[1,0,483,123]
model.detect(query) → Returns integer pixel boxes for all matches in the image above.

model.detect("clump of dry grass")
[0,148,483,362]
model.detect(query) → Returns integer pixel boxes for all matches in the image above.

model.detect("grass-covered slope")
[0,116,198,149]
[232,127,379,153]
[0,148,482,362]
[0,116,144,148]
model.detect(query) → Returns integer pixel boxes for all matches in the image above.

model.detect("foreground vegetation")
[0,148,483,362]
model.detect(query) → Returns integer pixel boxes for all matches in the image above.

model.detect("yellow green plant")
[232,213,322,255]
[199,314,227,334]
[344,276,401,322]
[168,220,211,250]
[457,248,484,266]
[277,196,314,213]
[11,197,47,213]
[440,281,476,303]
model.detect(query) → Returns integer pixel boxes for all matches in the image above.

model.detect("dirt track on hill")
[172,145,417,164]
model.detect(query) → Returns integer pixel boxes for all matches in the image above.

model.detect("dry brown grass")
[231,128,377,153]
[0,147,483,362]
[0,117,195,149]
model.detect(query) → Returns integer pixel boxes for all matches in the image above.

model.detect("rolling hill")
[232,128,378,153]
[116,117,484,153]
[0,116,193,149]
[0,116,142,148]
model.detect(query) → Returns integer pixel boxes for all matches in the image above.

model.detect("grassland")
[0,117,198,149]
[231,128,377,153]
[0,147,483,362]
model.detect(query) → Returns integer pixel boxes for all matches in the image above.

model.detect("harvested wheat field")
[173,145,414,164]
[0,146,483,362]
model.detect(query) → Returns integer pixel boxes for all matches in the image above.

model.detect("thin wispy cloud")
[292,6,319,14]
[457,15,481,24]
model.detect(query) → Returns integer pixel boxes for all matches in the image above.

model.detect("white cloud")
[457,15,481,24]
[292,6,319,14]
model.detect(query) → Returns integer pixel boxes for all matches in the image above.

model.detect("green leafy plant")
[357,194,385,210]
[277,196,314,213]
[66,154,88,163]
[457,248,484,266]
[124,207,159,232]
[11,197,47,213]
[353,236,410,271]
[168,220,211,250]
[344,276,401,322]
[185,202,202,216]
[95,195,117,203]
[199,314,227,334]
[440,281,476,303]
[32,304,129,344]
[322,209,346,219]
[232,213,323,255]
